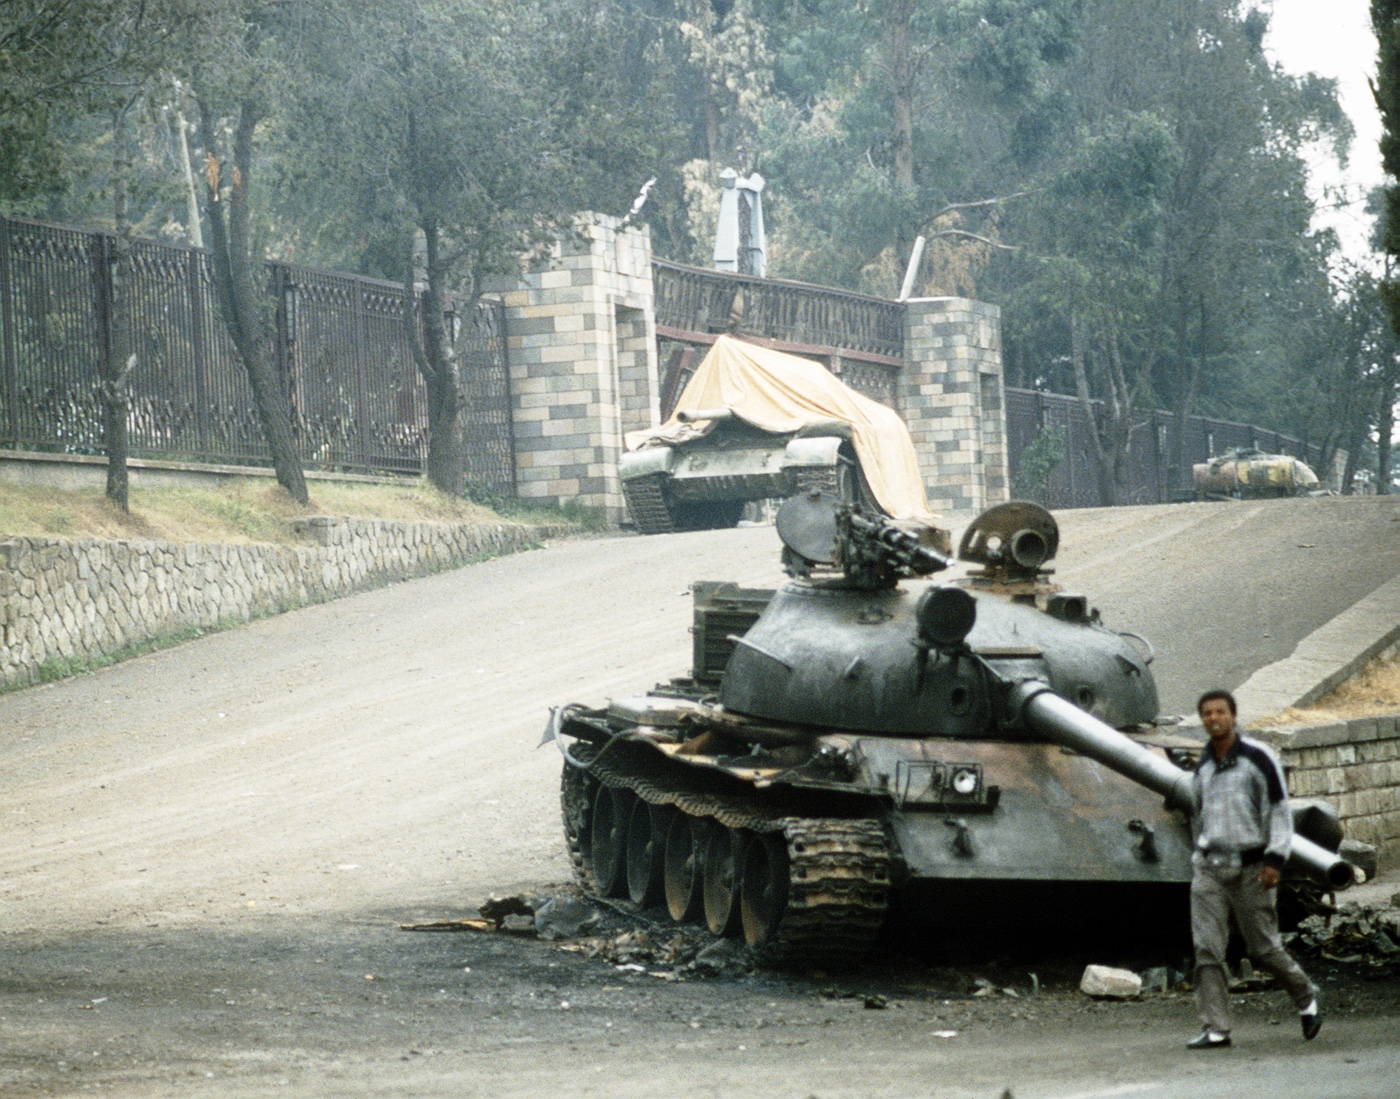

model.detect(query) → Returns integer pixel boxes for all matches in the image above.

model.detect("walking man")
[1187,688,1321,1049]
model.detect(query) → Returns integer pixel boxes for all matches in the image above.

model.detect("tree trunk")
[1379,368,1397,495]
[886,0,915,193]
[1167,295,1204,497]
[197,95,309,505]
[404,220,463,497]
[104,102,133,512]
[1104,326,1138,503]
[1069,311,1117,507]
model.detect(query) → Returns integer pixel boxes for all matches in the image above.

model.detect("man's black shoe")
[1301,1011,1322,1040]
[1186,1030,1231,1049]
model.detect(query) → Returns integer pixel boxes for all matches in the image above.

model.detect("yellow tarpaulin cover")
[625,335,935,522]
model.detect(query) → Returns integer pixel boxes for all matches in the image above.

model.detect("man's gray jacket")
[1191,733,1292,870]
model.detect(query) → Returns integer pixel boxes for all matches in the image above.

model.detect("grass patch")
[1263,650,1400,725]
[0,477,568,545]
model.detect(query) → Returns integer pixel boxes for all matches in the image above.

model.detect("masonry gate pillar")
[487,213,658,525]
[899,297,1010,514]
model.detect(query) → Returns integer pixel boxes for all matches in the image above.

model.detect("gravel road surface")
[2,496,1398,1097]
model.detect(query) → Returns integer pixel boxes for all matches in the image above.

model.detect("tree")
[97,1,200,510]
[189,2,308,504]
[1373,0,1400,491]
[992,0,1348,498]
[1033,114,1179,504]
[290,0,655,495]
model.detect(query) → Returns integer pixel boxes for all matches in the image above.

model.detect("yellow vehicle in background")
[1192,447,1322,500]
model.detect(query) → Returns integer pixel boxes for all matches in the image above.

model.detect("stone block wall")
[485,213,658,522]
[0,518,554,689]
[901,297,1010,513]
[1256,716,1400,864]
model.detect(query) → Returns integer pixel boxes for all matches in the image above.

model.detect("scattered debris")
[399,893,543,935]
[399,919,494,933]
[1079,965,1142,999]
[932,1029,958,1039]
[970,976,1022,998]
[1286,901,1400,977]
[533,896,600,941]
[478,894,538,924]
[1227,957,1273,992]
[499,914,536,936]
[1137,966,1183,994]
[691,938,751,975]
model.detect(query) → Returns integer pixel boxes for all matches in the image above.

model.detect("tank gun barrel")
[676,407,735,423]
[1009,681,1353,889]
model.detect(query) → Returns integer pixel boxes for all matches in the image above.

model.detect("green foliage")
[5,0,1377,493]
[1012,424,1067,504]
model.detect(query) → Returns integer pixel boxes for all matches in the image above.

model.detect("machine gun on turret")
[776,491,952,587]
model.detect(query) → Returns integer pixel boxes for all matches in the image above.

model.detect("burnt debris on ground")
[1285,897,1400,979]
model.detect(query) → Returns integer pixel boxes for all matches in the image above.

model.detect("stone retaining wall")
[1256,717,1400,864]
[0,518,556,688]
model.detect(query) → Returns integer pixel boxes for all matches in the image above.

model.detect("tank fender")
[619,446,677,481]
[781,435,843,469]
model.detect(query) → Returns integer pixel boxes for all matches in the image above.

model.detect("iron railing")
[1005,388,1326,509]
[653,258,904,411]
[0,215,515,492]
[653,259,904,358]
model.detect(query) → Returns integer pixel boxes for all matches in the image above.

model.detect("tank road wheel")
[740,832,790,949]
[590,786,634,898]
[626,801,672,908]
[702,826,746,935]
[664,814,707,922]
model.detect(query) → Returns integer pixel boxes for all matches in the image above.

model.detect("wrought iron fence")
[653,259,904,358]
[1005,388,1325,509]
[653,259,904,411]
[0,215,514,492]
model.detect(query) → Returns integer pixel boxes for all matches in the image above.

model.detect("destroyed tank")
[1193,447,1322,500]
[619,411,862,535]
[547,496,1354,963]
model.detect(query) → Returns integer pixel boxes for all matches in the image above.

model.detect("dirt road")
[2,496,1398,1097]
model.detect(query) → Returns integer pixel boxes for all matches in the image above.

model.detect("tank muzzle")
[1009,528,1050,570]
[676,408,734,423]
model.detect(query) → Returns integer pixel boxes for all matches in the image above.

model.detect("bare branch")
[929,192,1033,221]
[927,228,1018,251]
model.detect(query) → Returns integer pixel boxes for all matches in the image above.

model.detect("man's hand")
[1257,864,1281,890]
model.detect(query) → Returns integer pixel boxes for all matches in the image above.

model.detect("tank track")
[560,741,891,965]
[621,473,676,535]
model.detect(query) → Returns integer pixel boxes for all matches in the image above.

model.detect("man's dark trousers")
[1192,854,1315,1034]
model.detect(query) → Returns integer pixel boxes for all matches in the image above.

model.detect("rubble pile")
[404,891,753,978]
[1285,898,1400,979]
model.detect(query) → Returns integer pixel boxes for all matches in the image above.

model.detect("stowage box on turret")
[546,496,1354,963]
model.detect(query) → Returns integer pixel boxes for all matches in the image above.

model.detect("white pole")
[897,235,926,302]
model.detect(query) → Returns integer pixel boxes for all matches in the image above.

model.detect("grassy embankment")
[1266,653,1400,725]
[0,478,595,686]
[0,478,597,544]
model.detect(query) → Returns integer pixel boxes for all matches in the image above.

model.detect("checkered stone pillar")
[483,213,659,526]
[900,297,1009,514]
